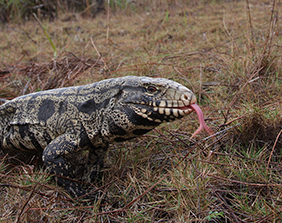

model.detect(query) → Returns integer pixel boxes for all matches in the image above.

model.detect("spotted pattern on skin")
[0,76,196,199]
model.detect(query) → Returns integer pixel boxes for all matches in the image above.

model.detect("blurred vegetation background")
[0,0,105,22]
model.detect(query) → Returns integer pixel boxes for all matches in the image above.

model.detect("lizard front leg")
[42,134,101,199]
[81,146,108,184]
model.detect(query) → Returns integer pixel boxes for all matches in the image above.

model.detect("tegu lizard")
[0,76,212,198]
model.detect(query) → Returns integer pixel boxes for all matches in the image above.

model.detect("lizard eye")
[147,85,157,93]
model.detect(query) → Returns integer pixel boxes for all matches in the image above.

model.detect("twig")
[208,174,282,187]
[107,0,110,45]
[90,37,110,74]
[245,0,255,54]
[267,129,282,168]
[219,115,246,127]
[15,185,37,223]
[33,13,57,58]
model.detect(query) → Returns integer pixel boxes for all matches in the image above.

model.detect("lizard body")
[0,76,197,198]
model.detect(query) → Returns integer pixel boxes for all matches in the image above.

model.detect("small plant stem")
[267,129,282,168]
[33,13,57,58]
[245,0,255,54]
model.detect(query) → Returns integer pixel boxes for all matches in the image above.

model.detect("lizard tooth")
[159,100,166,107]
[166,100,172,107]
[184,109,191,115]
[178,101,185,107]
[172,109,179,117]
[179,109,185,116]
[172,100,178,107]
[165,108,171,116]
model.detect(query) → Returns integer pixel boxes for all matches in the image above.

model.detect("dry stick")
[219,114,246,127]
[106,0,110,46]
[256,214,275,223]
[33,13,57,58]
[245,0,255,54]
[91,38,102,58]
[263,0,278,55]
[15,185,37,223]
[208,174,282,187]
[90,37,110,73]
[267,129,282,168]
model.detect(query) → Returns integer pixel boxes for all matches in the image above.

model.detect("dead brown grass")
[1,0,282,222]
[0,52,104,98]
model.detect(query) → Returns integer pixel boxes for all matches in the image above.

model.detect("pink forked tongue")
[188,104,215,139]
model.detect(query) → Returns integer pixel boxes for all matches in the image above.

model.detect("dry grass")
[0,52,104,98]
[1,0,282,222]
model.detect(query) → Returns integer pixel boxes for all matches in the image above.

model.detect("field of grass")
[1,0,282,222]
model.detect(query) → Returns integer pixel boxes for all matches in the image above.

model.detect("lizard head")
[120,76,196,123]
[102,76,197,142]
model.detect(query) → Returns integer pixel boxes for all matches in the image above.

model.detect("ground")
[0,0,282,222]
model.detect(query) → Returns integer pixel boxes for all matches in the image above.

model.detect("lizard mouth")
[151,103,214,138]
[150,93,197,117]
